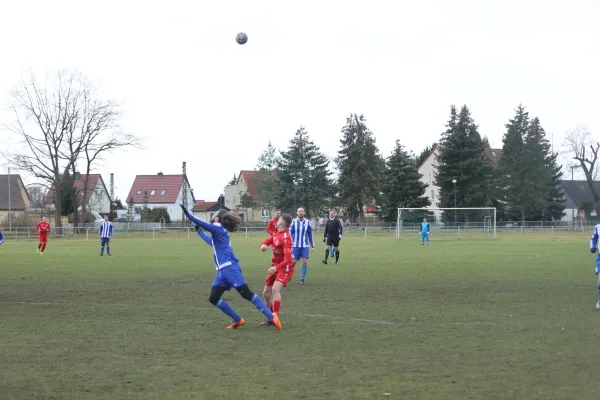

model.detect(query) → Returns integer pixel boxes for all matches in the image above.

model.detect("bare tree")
[2,69,140,226]
[564,126,600,204]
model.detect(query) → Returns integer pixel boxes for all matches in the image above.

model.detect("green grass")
[0,232,597,399]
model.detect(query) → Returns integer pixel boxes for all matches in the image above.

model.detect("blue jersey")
[290,218,315,248]
[183,210,239,270]
[98,221,113,239]
[420,222,430,234]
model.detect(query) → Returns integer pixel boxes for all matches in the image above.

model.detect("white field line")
[1,301,495,327]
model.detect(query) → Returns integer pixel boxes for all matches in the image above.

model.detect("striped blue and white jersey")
[98,221,114,239]
[290,218,315,248]
[590,224,600,250]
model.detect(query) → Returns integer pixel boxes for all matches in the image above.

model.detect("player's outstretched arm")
[197,231,213,246]
[261,236,274,247]
[180,204,220,234]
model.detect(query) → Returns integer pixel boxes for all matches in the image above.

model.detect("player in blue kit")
[180,204,282,330]
[420,217,430,245]
[589,223,600,308]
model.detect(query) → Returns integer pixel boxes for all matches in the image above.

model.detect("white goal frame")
[396,207,497,240]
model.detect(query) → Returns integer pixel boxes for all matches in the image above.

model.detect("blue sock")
[251,294,274,320]
[330,247,335,256]
[301,264,308,280]
[216,299,241,322]
[107,246,110,255]
[100,246,104,255]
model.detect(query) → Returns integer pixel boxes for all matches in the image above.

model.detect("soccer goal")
[396,207,497,240]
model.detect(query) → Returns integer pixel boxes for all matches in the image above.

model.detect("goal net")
[396,207,497,240]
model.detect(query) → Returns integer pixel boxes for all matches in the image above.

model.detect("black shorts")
[326,237,340,247]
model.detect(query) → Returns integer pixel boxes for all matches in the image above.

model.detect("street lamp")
[452,179,457,228]
[569,164,580,226]
[293,180,298,211]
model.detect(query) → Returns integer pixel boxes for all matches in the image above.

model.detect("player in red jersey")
[259,213,293,326]
[266,209,281,237]
[35,217,51,254]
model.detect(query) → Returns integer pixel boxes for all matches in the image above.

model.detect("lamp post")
[293,180,298,211]
[7,167,12,231]
[452,179,457,228]
[569,164,580,226]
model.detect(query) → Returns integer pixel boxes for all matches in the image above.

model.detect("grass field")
[0,232,598,399]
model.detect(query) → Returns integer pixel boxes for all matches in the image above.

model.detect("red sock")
[41,243,46,252]
[273,300,281,313]
[268,304,274,312]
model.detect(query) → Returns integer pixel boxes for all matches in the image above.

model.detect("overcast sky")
[0,0,598,201]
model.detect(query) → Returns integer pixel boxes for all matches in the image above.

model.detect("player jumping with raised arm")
[290,207,315,285]
[420,217,430,245]
[180,204,282,330]
[590,223,600,308]
[99,215,114,256]
[259,213,294,326]
[323,209,343,264]
[35,217,51,254]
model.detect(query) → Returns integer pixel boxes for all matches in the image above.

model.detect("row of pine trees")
[229,104,564,223]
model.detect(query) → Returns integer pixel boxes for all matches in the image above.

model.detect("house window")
[261,208,270,217]
[160,189,166,196]
[429,173,432,183]
[150,190,156,196]
[137,190,142,195]
[431,190,435,201]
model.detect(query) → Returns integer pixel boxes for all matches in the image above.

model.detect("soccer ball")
[236,32,248,45]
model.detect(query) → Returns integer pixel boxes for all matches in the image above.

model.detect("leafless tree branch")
[564,125,600,201]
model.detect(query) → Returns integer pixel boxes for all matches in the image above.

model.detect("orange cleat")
[271,313,283,330]
[227,318,245,329]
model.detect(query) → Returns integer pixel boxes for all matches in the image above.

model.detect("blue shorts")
[212,264,247,290]
[421,232,429,237]
[292,247,309,260]
[100,237,110,245]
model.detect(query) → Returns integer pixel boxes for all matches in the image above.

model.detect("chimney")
[157,172,163,175]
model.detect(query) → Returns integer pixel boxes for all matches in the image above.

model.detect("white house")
[560,180,599,224]
[45,173,111,214]
[416,146,502,220]
[126,172,195,222]
[224,170,274,223]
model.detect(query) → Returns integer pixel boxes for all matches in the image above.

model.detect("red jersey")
[266,218,278,236]
[261,229,293,272]
[35,221,51,236]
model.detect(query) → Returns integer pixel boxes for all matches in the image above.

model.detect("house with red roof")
[224,170,273,223]
[0,173,31,225]
[192,200,230,221]
[45,173,110,215]
[125,172,195,222]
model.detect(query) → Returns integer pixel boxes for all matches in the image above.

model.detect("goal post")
[396,207,497,240]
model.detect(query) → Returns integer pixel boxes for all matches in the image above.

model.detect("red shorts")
[264,268,294,287]
[38,235,48,244]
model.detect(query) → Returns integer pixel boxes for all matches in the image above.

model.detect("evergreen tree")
[217,194,225,204]
[525,117,565,220]
[415,142,438,167]
[335,114,383,221]
[254,141,281,216]
[435,105,495,223]
[275,126,332,217]
[256,140,278,171]
[382,140,430,222]
[228,174,237,185]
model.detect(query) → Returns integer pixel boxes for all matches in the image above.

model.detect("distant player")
[420,217,430,245]
[323,209,343,264]
[0,231,4,246]
[290,207,315,285]
[35,217,51,254]
[590,223,600,308]
[99,215,114,256]
[181,204,282,330]
[266,209,281,237]
[259,213,294,325]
